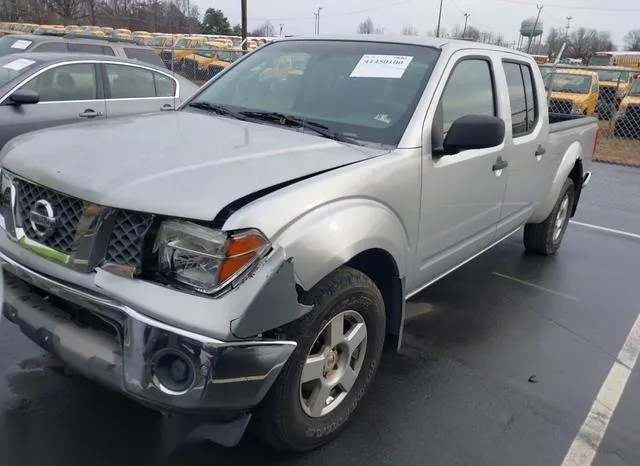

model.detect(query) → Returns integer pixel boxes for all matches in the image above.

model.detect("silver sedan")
[0,52,199,149]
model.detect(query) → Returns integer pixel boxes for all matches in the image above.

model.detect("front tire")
[523,177,575,255]
[254,266,386,452]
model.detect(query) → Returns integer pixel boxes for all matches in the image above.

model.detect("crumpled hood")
[1,111,386,220]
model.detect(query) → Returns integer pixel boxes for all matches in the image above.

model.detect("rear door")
[102,62,178,117]
[496,59,552,237]
[0,62,106,149]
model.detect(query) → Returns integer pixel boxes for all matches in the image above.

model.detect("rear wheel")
[523,177,575,255]
[254,266,386,452]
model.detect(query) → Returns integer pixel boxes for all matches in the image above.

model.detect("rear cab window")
[68,43,114,56]
[123,47,166,68]
[502,60,538,137]
[0,36,35,56]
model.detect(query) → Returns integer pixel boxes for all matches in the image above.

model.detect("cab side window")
[433,58,495,149]
[20,63,98,102]
[503,61,538,137]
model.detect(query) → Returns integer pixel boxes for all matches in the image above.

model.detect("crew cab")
[0,36,597,453]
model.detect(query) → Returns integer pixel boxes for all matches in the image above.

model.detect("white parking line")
[570,220,640,241]
[561,313,640,466]
[492,272,579,301]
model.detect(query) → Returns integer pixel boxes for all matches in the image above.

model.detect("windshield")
[175,38,190,48]
[219,51,242,62]
[0,55,40,86]
[629,79,640,96]
[589,56,611,66]
[0,36,34,57]
[150,37,167,46]
[550,74,593,93]
[597,70,630,83]
[186,40,440,146]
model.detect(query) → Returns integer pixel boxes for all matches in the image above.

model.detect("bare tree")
[624,29,640,51]
[357,17,382,34]
[44,0,85,21]
[402,25,418,36]
[251,20,275,37]
[544,27,565,58]
[565,28,614,61]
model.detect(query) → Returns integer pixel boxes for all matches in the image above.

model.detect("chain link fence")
[543,66,640,165]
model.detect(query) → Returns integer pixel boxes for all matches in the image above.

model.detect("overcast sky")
[195,0,638,47]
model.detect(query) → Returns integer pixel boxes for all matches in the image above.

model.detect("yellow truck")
[613,78,640,138]
[202,48,245,79]
[161,36,209,70]
[589,66,638,119]
[547,68,600,116]
[181,42,235,80]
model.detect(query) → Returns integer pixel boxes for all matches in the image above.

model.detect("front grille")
[15,180,84,254]
[105,210,154,272]
[599,86,617,103]
[208,65,224,77]
[549,98,573,114]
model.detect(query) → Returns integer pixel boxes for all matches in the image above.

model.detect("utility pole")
[462,13,470,38]
[314,7,323,35]
[241,0,248,51]
[436,0,444,38]
[279,24,284,37]
[565,16,573,38]
[527,4,543,54]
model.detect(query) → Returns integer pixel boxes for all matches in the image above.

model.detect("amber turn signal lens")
[218,233,267,283]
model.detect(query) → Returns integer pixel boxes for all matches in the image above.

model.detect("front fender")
[273,198,410,291]
[529,141,581,224]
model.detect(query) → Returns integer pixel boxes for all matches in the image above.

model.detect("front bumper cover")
[0,250,297,415]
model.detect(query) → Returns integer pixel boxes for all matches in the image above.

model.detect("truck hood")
[621,95,640,108]
[1,111,387,220]
[550,91,590,103]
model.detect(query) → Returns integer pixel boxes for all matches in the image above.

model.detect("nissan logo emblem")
[29,199,57,238]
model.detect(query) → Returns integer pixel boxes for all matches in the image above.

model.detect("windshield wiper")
[240,111,356,143]
[186,102,250,121]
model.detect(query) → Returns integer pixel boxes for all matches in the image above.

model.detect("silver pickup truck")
[0,36,597,452]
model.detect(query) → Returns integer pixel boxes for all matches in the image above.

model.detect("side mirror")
[8,89,40,106]
[439,115,505,156]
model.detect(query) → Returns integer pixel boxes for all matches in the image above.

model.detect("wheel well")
[569,159,583,217]
[346,249,404,349]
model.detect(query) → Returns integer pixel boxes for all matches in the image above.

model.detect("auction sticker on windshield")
[10,40,32,50]
[3,58,35,71]
[350,55,414,79]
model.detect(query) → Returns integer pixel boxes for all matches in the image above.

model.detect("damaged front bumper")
[0,250,298,416]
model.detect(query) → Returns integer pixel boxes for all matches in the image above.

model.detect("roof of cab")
[273,34,535,59]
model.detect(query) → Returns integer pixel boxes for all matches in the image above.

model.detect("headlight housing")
[153,221,269,295]
[570,103,581,114]
[617,107,627,119]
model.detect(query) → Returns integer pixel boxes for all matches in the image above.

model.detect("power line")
[251,0,416,22]
[465,0,640,12]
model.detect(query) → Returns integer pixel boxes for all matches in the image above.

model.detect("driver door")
[412,54,507,290]
[0,62,106,149]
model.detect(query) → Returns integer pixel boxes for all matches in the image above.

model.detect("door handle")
[492,156,508,171]
[535,145,546,156]
[79,109,102,118]
[160,104,174,111]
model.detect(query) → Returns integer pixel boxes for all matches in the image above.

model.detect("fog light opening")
[150,348,196,395]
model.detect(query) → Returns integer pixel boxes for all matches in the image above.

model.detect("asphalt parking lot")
[0,161,639,466]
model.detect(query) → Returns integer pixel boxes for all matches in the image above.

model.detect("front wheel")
[254,266,386,452]
[523,177,575,255]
